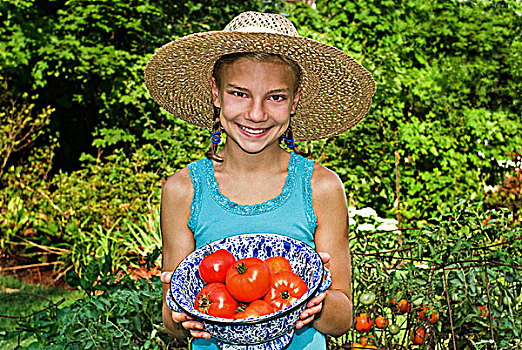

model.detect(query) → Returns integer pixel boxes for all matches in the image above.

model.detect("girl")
[145,11,375,350]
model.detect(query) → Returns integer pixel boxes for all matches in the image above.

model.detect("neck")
[216,141,290,175]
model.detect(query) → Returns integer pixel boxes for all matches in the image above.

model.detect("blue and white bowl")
[167,233,331,350]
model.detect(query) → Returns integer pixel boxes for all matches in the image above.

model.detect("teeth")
[239,125,267,134]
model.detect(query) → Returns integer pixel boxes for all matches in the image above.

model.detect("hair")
[205,52,302,160]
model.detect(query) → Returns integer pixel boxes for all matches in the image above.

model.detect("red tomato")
[419,305,439,324]
[263,271,308,311]
[396,298,411,314]
[264,256,292,275]
[410,326,426,345]
[355,313,373,333]
[375,316,389,328]
[194,283,239,318]
[198,249,236,284]
[225,257,271,302]
[233,300,274,319]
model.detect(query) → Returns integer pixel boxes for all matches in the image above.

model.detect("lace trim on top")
[302,158,318,231]
[187,162,202,231]
[204,153,299,216]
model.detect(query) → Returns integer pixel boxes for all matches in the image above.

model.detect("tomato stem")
[281,290,290,300]
[234,262,247,274]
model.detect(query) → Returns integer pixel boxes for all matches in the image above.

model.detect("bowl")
[166,233,331,350]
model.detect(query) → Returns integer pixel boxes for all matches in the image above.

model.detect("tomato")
[226,257,271,302]
[264,256,292,275]
[194,283,239,318]
[359,292,376,305]
[198,249,236,284]
[358,335,374,346]
[388,324,400,335]
[263,270,308,311]
[419,305,439,324]
[355,313,373,333]
[396,298,411,314]
[233,300,274,319]
[410,326,426,345]
[375,316,389,328]
[477,305,489,318]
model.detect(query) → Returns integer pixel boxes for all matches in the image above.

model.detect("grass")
[0,274,83,349]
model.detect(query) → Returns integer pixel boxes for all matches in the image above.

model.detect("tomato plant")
[263,270,308,311]
[225,257,271,302]
[233,300,273,319]
[194,283,239,318]
[355,313,373,333]
[264,256,292,275]
[198,249,236,284]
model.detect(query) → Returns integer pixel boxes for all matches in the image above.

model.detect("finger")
[295,315,314,329]
[172,311,194,323]
[190,329,212,339]
[318,252,331,264]
[300,304,323,320]
[307,292,326,308]
[161,271,173,284]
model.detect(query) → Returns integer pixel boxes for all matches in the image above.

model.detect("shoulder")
[310,163,346,201]
[161,167,193,205]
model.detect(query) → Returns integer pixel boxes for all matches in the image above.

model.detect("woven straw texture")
[144,12,376,141]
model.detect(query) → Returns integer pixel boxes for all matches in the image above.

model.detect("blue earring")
[211,132,222,144]
[283,136,298,149]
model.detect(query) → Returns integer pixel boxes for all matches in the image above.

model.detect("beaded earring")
[211,131,222,144]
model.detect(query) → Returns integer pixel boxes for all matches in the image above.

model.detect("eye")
[231,91,247,98]
[269,94,287,102]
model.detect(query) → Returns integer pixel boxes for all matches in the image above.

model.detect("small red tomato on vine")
[419,305,439,324]
[477,305,489,318]
[410,326,426,345]
[396,298,411,314]
[355,312,373,333]
[375,316,389,328]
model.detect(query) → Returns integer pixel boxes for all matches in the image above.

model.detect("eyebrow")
[226,84,290,95]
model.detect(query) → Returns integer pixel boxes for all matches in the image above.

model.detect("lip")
[236,123,272,137]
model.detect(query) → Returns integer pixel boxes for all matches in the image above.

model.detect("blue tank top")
[186,152,326,350]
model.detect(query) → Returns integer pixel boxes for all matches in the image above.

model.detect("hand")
[295,252,331,329]
[161,272,211,339]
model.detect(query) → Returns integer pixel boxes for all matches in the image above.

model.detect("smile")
[238,124,269,135]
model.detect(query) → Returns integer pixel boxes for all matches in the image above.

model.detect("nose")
[246,98,268,123]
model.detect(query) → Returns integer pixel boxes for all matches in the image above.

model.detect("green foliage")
[2,257,186,350]
[291,0,522,221]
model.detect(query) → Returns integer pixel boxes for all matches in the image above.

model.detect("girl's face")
[210,57,301,155]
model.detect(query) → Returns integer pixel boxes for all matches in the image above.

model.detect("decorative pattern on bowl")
[167,233,331,350]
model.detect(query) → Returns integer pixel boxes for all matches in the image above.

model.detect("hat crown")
[223,11,299,37]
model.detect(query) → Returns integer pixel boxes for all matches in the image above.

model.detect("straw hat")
[144,11,376,141]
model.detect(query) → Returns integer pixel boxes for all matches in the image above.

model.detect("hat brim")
[144,31,376,141]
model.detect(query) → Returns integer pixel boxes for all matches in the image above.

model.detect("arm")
[296,164,353,337]
[160,168,211,339]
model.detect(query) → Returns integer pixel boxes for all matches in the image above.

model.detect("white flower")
[357,223,375,231]
[348,206,357,217]
[355,207,377,218]
[348,217,357,226]
[484,185,497,193]
[477,151,485,158]
[376,222,398,231]
[374,217,398,224]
